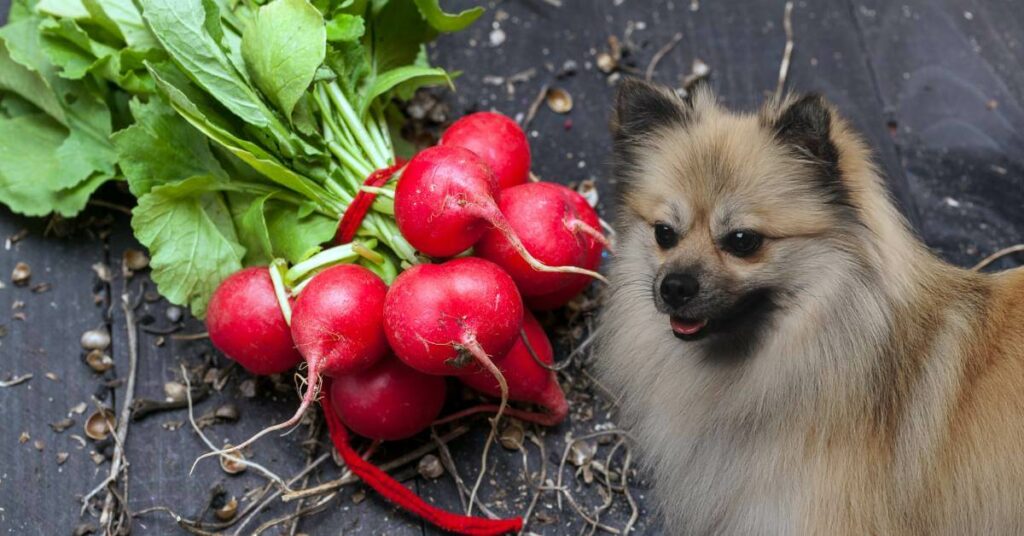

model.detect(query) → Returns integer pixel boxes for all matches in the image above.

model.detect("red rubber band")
[334,160,406,245]
[321,382,523,535]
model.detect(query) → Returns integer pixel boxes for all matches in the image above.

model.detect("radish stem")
[268,260,292,325]
[285,243,360,285]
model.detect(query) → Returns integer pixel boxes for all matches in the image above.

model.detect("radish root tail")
[566,218,614,254]
[460,335,509,516]
[189,369,320,474]
[477,205,609,284]
[433,402,565,427]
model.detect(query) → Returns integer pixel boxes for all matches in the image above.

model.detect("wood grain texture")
[850,0,1024,266]
[1,0,1022,534]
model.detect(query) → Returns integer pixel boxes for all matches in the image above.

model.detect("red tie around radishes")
[333,159,406,245]
[321,384,523,535]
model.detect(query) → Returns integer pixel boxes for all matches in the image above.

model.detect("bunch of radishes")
[201,111,607,532]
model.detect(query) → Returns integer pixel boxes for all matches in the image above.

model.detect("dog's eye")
[722,230,763,257]
[654,223,678,249]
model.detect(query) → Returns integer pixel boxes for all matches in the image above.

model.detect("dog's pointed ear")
[772,94,839,170]
[612,78,690,141]
[771,94,846,202]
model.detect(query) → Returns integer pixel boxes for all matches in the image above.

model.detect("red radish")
[384,256,523,514]
[476,182,608,298]
[440,111,531,189]
[384,257,523,377]
[394,145,496,258]
[206,267,302,375]
[290,264,390,376]
[197,264,389,465]
[329,356,446,441]
[452,311,568,426]
[394,145,605,283]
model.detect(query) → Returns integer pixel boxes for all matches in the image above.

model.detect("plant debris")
[91,263,113,283]
[545,88,574,114]
[163,381,187,402]
[0,373,33,387]
[5,228,28,248]
[80,328,111,351]
[11,262,31,286]
[122,249,150,276]
[165,306,183,323]
[499,420,525,450]
[85,350,114,373]
[417,454,445,479]
[597,35,623,74]
[682,58,712,90]
[131,385,209,421]
[220,446,248,475]
[84,409,116,441]
[215,497,239,521]
[50,418,75,433]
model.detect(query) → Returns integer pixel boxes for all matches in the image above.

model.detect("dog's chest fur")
[595,257,905,534]
[618,351,865,534]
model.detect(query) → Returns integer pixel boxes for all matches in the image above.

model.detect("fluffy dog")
[595,79,1024,534]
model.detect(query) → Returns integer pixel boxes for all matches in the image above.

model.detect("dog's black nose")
[660,273,699,307]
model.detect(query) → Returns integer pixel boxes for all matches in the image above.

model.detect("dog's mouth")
[666,288,779,344]
[670,317,709,340]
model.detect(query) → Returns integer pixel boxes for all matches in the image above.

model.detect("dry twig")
[775,2,795,100]
[281,425,471,502]
[181,364,290,490]
[523,84,550,129]
[80,280,141,533]
[645,33,683,82]
[171,331,209,341]
[431,427,469,512]
[0,373,32,387]
[519,432,548,532]
[972,244,1024,271]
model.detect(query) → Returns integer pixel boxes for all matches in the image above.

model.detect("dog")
[595,79,1024,535]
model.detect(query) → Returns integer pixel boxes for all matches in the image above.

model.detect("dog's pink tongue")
[671,317,708,335]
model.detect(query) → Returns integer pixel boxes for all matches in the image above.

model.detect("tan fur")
[597,84,1024,534]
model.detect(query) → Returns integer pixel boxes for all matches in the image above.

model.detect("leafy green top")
[0,0,482,316]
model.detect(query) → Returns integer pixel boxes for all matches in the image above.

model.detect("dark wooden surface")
[2,0,1023,534]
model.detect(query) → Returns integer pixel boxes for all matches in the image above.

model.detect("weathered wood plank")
[851,0,1024,267]
[4,0,1023,534]
[0,208,114,534]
